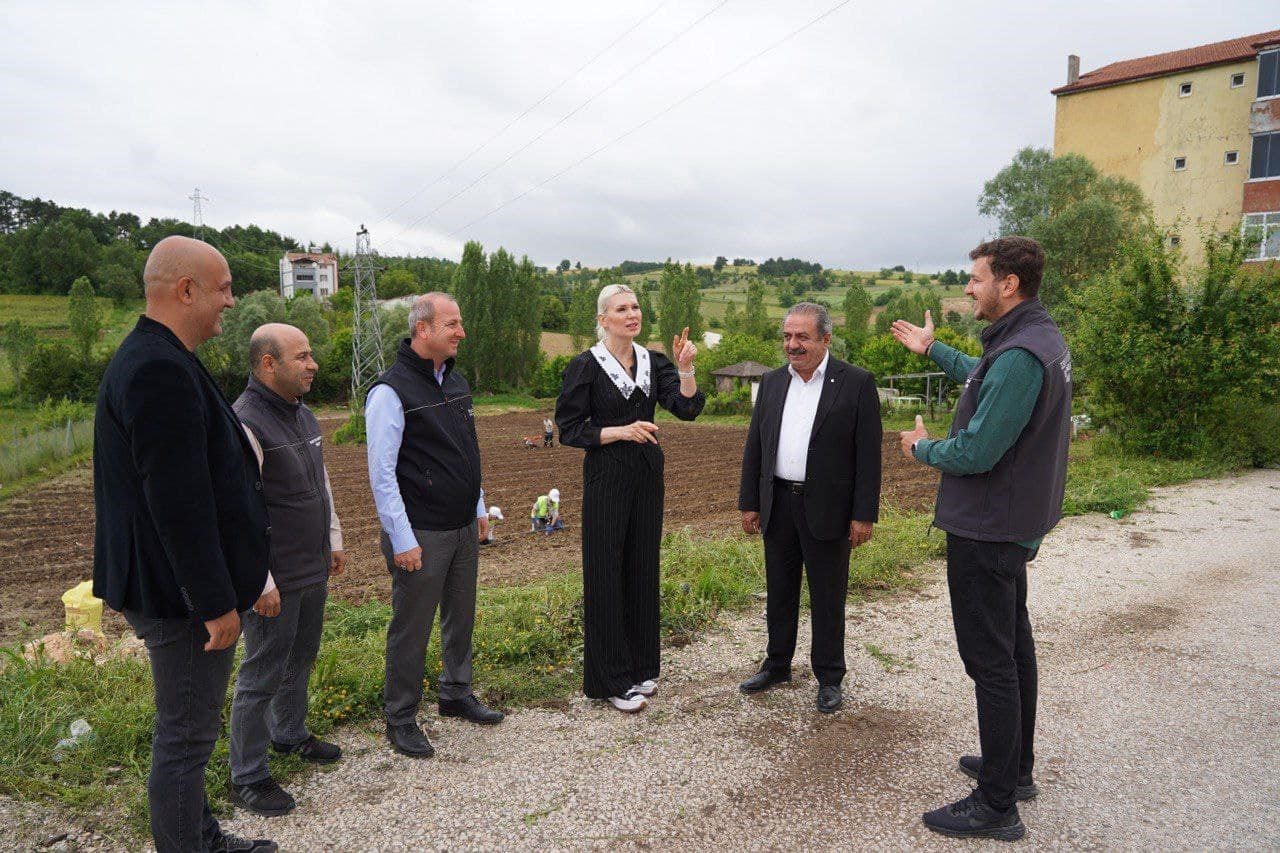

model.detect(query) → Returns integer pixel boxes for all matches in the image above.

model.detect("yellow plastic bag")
[61,580,103,634]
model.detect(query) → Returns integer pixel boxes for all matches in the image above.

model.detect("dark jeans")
[229,580,328,785]
[381,523,478,724]
[946,534,1038,811]
[124,610,234,853]
[763,485,853,687]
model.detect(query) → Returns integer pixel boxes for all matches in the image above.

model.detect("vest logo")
[309,436,322,447]
[1059,351,1073,385]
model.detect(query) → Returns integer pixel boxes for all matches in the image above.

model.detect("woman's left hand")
[672,327,697,372]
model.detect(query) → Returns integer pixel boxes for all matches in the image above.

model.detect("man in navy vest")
[893,236,1071,842]
[228,323,346,817]
[366,292,503,759]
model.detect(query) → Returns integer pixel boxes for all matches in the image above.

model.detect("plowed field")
[0,411,937,640]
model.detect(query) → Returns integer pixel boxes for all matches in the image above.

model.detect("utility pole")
[350,224,386,409]
[188,187,209,240]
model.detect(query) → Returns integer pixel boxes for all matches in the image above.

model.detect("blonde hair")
[595,283,637,341]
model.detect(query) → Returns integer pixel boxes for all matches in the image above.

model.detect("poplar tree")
[67,276,100,361]
[451,240,487,385]
[658,262,702,348]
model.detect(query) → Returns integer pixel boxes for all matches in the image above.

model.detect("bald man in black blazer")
[738,302,882,713]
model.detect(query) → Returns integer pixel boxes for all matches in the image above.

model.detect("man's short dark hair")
[969,236,1045,298]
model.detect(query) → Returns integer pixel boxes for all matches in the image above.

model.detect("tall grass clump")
[0,418,93,485]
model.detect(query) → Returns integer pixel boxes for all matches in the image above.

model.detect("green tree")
[713,255,727,272]
[695,332,783,392]
[979,146,1150,306]
[558,259,571,273]
[286,296,332,348]
[742,278,771,340]
[657,262,702,347]
[1073,233,1280,463]
[378,268,420,299]
[37,215,98,292]
[451,241,488,384]
[840,280,874,355]
[541,294,567,330]
[513,256,543,382]
[0,319,37,393]
[96,262,139,307]
[567,275,599,350]
[67,276,101,360]
[636,285,657,344]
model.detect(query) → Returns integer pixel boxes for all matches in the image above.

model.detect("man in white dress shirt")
[737,303,883,713]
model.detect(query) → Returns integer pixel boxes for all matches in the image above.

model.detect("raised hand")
[671,327,697,372]
[890,310,935,355]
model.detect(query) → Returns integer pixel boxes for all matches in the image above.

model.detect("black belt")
[774,477,805,494]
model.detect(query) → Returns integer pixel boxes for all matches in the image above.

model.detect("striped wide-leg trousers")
[580,447,664,699]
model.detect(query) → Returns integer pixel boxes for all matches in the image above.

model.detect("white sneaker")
[630,679,658,697]
[608,690,648,713]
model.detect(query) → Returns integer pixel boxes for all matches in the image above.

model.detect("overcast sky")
[2,2,1276,270]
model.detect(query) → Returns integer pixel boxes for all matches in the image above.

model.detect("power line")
[384,0,732,250]
[373,0,673,228]
[447,0,854,238]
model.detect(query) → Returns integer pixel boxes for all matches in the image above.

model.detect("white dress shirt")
[773,351,830,482]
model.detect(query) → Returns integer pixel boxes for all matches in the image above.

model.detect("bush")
[333,413,366,445]
[33,398,94,430]
[21,343,107,404]
[1073,234,1280,462]
[530,353,571,399]
[703,383,752,415]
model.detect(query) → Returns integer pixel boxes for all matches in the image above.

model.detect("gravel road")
[16,470,1280,850]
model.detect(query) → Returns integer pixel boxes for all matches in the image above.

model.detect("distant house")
[279,250,339,299]
[712,360,771,403]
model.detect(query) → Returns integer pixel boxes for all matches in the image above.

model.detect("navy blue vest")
[933,299,1072,542]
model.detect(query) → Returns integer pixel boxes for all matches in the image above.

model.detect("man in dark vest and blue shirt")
[93,236,277,853]
[366,292,503,759]
[227,323,347,816]
[893,236,1071,842]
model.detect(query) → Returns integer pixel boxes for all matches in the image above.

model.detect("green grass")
[1062,435,1226,517]
[0,295,142,392]
[0,519,939,840]
[863,642,913,672]
[0,419,94,499]
[471,392,543,415]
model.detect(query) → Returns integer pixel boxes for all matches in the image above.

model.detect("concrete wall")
[1054,60,1256,268]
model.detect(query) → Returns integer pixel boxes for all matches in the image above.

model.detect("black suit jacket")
[738,356,882,541]
[93,316,270,621]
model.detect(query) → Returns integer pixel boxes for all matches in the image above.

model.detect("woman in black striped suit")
[555,284,704,712]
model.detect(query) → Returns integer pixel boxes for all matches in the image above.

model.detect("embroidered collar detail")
[590,341,651,399]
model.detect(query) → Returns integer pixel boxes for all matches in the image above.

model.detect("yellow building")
[1052,29,1280,267]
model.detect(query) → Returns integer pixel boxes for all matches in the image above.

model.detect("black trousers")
[763,485,852,686]
[124,610,235,853]
[946,533,1038,811]
[580,448,663,699]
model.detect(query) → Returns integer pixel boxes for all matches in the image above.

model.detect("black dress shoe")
[922,790,1025,841]
[210,832,279,853]
[272,734,341,764]
[739,668,791,694]
[816,685,842,713]
[229,778,296,817]
[957,755,1039,801]
[386,721,435,758]
[439,694,504,725]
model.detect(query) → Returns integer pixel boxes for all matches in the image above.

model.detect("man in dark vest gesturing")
[366,292,502,760]
[228,323,346,817]
[893,236,1071,842]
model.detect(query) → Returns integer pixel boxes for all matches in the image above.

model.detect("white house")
[279,250,339,299]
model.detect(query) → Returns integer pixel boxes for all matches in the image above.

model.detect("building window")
[1242,212,1280,261]
[1231,72,1245,88]
[1173,156,1187,171]
[1260,51,1280,99]
[1178,81,1192,97]
[1251,133,1280,179]
[1168,235,1181,248]
[1225,150,1239,165]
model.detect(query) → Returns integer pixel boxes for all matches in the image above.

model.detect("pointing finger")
[915,415,924,430]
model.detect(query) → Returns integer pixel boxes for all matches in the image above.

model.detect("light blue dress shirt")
[366,379,485,555]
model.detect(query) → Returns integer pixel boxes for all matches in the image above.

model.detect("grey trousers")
[228,580,328,785]
[124,610,234,853]
[382,522,479,725]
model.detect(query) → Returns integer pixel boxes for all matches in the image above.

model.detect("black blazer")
[93,316,270,621]
[738,355,882,541]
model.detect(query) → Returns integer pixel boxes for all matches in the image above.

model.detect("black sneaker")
[922,790,1025,841]
[272,734,341,764]
[958,755,1039,801]
[210,832,278,853]
[439,694,504,725]
[229,777,296,818]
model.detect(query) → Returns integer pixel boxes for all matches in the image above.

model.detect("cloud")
[2,0,1275,270]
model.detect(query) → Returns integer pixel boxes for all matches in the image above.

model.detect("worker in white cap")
[530,488,563,535]
[480,506,504,545]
